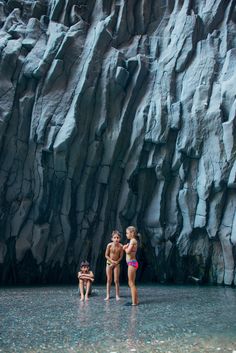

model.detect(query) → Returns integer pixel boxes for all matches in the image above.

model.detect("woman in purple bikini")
[123,226,139,306]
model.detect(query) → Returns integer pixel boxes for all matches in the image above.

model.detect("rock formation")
[0,0,235,285]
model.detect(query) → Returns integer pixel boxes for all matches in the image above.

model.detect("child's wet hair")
[112,230,121,238]
[80,260,90,268]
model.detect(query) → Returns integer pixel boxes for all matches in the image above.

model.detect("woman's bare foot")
[104,296,110,301]
[80,297,84,301]
[116,295,121,301]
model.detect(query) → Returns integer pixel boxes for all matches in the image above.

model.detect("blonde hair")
[126,226,140,239]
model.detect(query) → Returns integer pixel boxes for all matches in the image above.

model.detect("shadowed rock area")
[0,0,236,285]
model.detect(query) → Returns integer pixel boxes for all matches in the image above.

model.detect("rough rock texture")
[0,0,236,285]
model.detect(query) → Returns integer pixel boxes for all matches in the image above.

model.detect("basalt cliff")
[0,0,236,285]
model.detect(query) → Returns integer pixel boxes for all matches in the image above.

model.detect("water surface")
[0,285,235,352]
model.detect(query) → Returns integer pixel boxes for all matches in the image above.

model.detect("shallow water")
[0,285,235,353]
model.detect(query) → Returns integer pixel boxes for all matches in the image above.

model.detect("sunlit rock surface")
[0,0,236,285]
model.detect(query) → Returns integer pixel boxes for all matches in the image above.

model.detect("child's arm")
[124,239,136,254]
[80,272,94,282]
[89,271,94,282]
[115,246,124,265]
[85,271,94,282]
[123,243,129,250]
[105,244,115,265]
[78,271,88,280]
[79,273,94,281]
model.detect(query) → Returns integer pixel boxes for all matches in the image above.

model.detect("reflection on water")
[0,285,236,352]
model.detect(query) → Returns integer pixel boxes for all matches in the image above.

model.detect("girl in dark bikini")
[123,226,139,306]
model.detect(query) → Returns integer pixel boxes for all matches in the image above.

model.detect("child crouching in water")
[78,261,94,301]
[105,230,123,300]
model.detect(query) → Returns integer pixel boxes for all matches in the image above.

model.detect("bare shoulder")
[130,238,137,245]
[89,271,94,276]
[105,243,112,251]
[119,243,123,249]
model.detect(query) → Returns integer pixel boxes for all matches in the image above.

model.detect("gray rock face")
[0,0,236,285]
